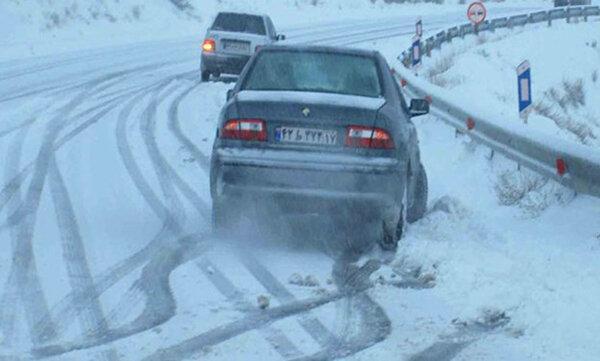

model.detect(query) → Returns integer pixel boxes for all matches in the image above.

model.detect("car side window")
[266,17,276,39]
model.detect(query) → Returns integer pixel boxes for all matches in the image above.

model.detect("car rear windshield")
[242,50,382,98]
[212,13,266,35]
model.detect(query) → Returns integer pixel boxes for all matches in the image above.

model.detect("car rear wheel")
[407,163,428,224]
[201,70,210,82]
[379,207,404,252]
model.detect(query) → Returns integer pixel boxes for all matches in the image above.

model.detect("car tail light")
[345,125,395,149]
[202,38,216,52]
[255,45,262,52]
[221,119,267,141]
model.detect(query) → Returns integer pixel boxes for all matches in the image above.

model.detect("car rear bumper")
[211,147,405,218]
[201,52,251,75]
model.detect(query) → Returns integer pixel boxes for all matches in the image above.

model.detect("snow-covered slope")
[0,0,545,61]
[419,20,600,148]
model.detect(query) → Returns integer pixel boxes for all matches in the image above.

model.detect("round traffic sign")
[467,1,487,25]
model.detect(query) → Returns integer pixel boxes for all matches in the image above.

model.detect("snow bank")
[419,20,600,148]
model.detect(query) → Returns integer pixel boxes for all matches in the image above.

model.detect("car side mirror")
[276,34,286,41]
[226,89,234,101]
[409,99,429,117]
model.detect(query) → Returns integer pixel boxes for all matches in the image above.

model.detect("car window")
[212,13,266,35]
[267,17,276,38]
[242,50,382,98]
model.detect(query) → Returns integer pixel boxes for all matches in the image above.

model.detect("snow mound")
[420,20,600,148]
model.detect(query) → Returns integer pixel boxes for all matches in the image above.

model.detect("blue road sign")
[411,36,422,68]
[517,60,532,119]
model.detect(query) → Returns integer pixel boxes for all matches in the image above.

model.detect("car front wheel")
[407,163,428,224]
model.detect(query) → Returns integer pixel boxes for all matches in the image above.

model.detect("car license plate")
[275,127,338,146]
[224,40,250,52]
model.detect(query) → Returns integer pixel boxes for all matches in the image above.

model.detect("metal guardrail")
[396,6,600,197]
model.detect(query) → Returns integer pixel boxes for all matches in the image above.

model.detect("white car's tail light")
[202,38,216,52]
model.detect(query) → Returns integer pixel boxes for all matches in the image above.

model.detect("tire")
[379,208,403,252]
[201,70,210,82]
[407,163,428,224]
[379,189,407,252]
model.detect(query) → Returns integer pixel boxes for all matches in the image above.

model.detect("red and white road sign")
[467,2,487,25]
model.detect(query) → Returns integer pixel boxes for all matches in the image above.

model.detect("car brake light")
[202,38,216,52]
[345,125,395,149]
[221,119,267,141]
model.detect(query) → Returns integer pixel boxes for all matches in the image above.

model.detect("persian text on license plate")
[224,41,249,52]
[275,127,338,146]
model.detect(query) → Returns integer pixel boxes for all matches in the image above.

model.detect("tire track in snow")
[0,118,36,141]
[44,84,180,339]
[33,234,208,359]
[47,155,120,361]
[0,98,123,228]
[33,78,213,357]
[141,279,377,361]
[0,73,115,344]
[290,293,390,361]
[140,79,211,221]
[0,63,161,221]
[0,60,177,104]
[290,258,391,361]
[238,252,340,349]
[42,73,199,341]
[30,69,195,340]
[0,62,182,225]
[197,259,303,359]
[406,316,511,361]
[167,83,211,171]
[0,125,30,346]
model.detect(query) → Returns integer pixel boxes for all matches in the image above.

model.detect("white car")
[200,12,286,82]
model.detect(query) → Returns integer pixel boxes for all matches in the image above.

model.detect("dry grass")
[533,79,598,145]
[424,51,463,88]
[494,169,574,217]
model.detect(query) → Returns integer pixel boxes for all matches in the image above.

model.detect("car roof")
[258,44,380,58]
[215,11,268,19]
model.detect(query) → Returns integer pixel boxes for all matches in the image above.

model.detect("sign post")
[467,1,487,33]
[411,35,422,71]
[517,60,532,123]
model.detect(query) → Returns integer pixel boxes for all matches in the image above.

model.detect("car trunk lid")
[233,90,386,152]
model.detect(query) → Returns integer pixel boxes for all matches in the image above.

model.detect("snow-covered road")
[3,4,600,361]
